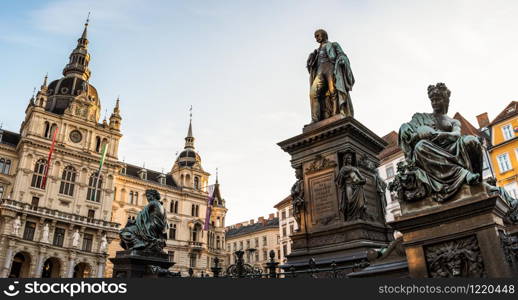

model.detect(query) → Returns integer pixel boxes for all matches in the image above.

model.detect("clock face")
[69,130,82,143]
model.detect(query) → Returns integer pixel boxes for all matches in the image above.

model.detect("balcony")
[188,241,204,251]
[0,198,120,231]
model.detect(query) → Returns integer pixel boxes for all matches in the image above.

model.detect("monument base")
[109,250,174,278]
[390,190,517,278]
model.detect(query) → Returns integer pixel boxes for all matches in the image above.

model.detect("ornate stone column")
[33,247,47,278]
[1,240,15,277]
[67,253,77,278]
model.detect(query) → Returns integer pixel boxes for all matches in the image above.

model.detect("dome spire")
[63,13,92,80]
[184,106,195,149]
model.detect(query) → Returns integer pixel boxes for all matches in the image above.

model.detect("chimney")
[249,219,255,224]
[476,113,490,128]
[236,224,242,228]
[268,213,274,220]
[258,217,265,223]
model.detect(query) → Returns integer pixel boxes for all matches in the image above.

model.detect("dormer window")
[158,174,166,185]
[138,169,147,180]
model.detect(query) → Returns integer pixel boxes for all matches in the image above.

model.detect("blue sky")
[2,0,518,224]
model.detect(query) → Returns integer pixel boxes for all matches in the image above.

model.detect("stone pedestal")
[278,116,393,275]
[109,250,173,278]
[390,190,517,278]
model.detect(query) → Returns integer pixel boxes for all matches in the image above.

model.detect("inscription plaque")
[309,172,338,224]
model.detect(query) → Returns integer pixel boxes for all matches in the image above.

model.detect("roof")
[225,217,279,239]
[378,131,401,161]
[489,101,518,126]
[122,163,178,188]
[274,195,292,209]
[453,112,481,136]
[0,129,21,147]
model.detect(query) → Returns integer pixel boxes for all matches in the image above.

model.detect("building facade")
[479,102,518,197]
[0,22,121,278]
[0,21,229,278]
[108,120,228,277]
[273,196,296,265]
[225,214,279,273]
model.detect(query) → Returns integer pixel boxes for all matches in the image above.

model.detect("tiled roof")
[122,163,178,188]
[273,195,291,209]
[489,101,518,126]
[453,112,481,136]
[225,218,279,238]
[0,129,20,147]
[378,131,401,161]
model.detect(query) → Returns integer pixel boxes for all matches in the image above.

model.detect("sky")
[1,0,518,224]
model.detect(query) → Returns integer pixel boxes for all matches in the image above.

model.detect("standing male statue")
[307,29,355,122]
[290,168,305,231]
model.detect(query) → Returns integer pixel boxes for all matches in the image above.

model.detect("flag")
[204,184,216,230]
[92,143,108,202]
[42,126,59,189]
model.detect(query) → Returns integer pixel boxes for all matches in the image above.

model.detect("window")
[386,166,395,178]
[233,242,237,251]
[246,240,250,249]
[87,209,95,220]
[53,228,65,247]
[505,182,518,199]
[191,204,199,217]
[169,224,177,240]
[4,160,10,175]
[497,153,512,173]
[288,208,293,217]
[255,251,259,262]
[86,172,102,202]
[239,241,243,250]
[263,250,268,261]
[23,221,36,241]
[277,235,280,244]
[168,251,175,262]
[255,237,259,248]
[216,236,221,249]
[194,176,199,190]
[95,137,101,153]
[129,192,134,205]
[227,244,231,252]
[31,159,47,189]
[281,211,286,220]
[59,166,77,196]
[0,186,3,199]
[82,233,93,252]
[174,201,179,214]
[283,243,288,257]
[282,226,287,237]
[502,124,515,141]
[289,223,294,234]
[190,254,197,268]
[263,236,267,246]
[44,121,50,138]
[31,197,39,208]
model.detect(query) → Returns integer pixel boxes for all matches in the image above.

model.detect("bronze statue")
[307,29,355,122]
[397,83,483,202]
[374,169,388,220]
[290,168,304,231]
[335,151,367,221]
[119,189,167,253]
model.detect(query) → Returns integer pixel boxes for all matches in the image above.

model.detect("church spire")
[63,14,91,80]
[184,106,195,149]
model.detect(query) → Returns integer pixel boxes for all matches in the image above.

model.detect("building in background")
[273,196,295,265]
[108,119,228,277]
[478,102,518,197]
[0,22,121,278]
[225,214,279,272]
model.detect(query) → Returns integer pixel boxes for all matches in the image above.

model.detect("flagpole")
[42,127,59,189]
[92,143,108,202]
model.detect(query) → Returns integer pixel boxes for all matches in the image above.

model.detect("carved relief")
[305,154,337,175]
[425,236,486,278]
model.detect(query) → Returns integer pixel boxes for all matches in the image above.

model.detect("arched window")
[59,166,77,196]
[194,176,199,190]
[95,137,101,153]
[170,201,174,213]
[129,191,135,205]
[49,124,58,138]
[174,201,179,214]
[195,205,199,217]
[173,225,179,240]
[4,160,11,175]
[191,204,195,216]
[44,121,50,138]
[31,159,47,189]
[0,159,4,174]
[86,172,102,202]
